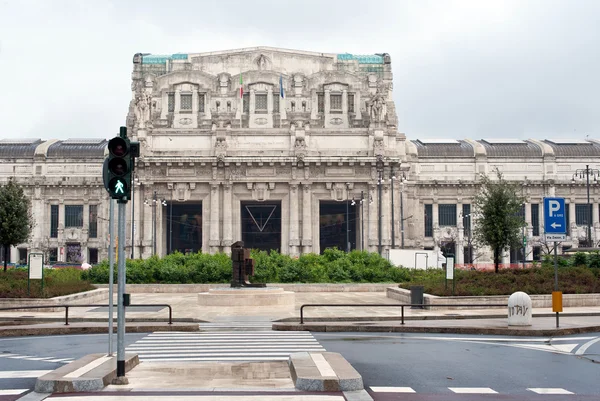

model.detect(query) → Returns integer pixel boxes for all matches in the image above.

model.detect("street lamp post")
[376,159,384,256]
[145,191,167,256]
[572,165,600,248]
[131,169,135,259]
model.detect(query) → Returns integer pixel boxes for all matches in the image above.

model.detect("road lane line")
[528,388,574,394]
[0,370,51,378]
[575,336,600,355]
[449,387,498,394]
[370,387,415,393]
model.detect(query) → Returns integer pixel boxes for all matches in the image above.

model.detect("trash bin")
[410,285,424,309]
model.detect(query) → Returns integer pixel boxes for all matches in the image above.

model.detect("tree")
[472,170,526,273]
[0,179,34,272]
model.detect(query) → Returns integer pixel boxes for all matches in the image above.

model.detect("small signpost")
[27,253,44,296]
[544,197,566,328]
[444,255,455,295]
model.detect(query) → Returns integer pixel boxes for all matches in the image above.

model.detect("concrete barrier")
[0,289,109,311]
[386,287,600,308]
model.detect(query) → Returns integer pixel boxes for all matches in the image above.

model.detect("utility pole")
[107,199,114,356]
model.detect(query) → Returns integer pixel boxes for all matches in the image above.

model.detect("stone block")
[508,291,532,326]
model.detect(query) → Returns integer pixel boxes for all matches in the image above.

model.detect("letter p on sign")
[549,200,560,216]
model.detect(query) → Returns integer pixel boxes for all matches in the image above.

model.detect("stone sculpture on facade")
[369,89,387,123]
[134,92,152,129]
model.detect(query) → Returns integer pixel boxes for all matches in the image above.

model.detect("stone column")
[223,184,233,255]
[524,202,532,262]
[457,203,464,265]
[354,91,362,120]
[342,90,348,114]
[289,184,299,256]
[302,184,312,254]
[324,89,331,115]
[267,88,274,113]
[569,201,576,238]
[382,184,390,252]
[310,89,318,119]
[368,184,377,252]
[250,90,256,114]
[210,184,220,253]
[174,89,181,114]
[142,188,153,258]
[432,202,439,253]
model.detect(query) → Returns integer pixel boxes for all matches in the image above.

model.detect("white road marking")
[311,353,336,377]
[528,388,574,394]
[65,356,111,378]
[449,387,498,394]
[0,370,51,378]
[0,389,28,395]
[575,336,600,355]
[370,386,415,393]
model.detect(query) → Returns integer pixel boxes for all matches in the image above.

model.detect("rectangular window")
[531,204,539,236]
[255,94,267,111]
[533,246,541,261]
[180,93,192,111]
[576,203,592,225]
[438,204,457,226]
[243,93,249,113]
[462,204,471,237]
[48,248,58,264]
[66,243,82,263]
[89,205,98,238]
[318,93,324,113]
[50,205,59,238]
[348,93,354,113]
[18,248,27,265]
[330,94,342,110]
[565,204,570,235]
[65,205,83,228]
[273,93,279,113]
[424,204,433,237]
[168,93,175,112]
[198,93,205,113]
[88,248,98,265]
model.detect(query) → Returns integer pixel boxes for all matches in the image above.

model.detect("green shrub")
[1,268,94,298]
[572,252,589,267]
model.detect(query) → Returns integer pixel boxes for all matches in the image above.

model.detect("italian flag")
[239,74,243,98]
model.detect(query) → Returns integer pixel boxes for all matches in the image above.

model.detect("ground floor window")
[48,248,58,264]
[18,248,27,265]
[319,201,357,253]
[89,248,98,265]
[66,243,82,263]
[168,202,203,254]
[241,201,281,252]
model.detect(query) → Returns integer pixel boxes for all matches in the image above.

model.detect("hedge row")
[401,265,600,296]
[81,248,409,284]
[543,251,600,269]
[1,268,95,298]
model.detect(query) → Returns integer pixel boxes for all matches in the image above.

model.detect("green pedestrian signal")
[103,127,137,202]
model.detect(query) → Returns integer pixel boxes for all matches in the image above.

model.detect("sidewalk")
[1,291,600,335]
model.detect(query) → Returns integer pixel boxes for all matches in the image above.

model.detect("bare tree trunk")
[494,247,500,273]
[3,245,8,272]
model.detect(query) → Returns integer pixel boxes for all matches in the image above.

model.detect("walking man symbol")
[115,180,124,194]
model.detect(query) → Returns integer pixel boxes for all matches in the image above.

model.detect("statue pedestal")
[197,287,295,307]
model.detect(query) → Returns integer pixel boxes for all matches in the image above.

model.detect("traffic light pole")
[108,199,115,356]
[115,201,127,382]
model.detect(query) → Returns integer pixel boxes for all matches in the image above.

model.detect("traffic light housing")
[103,126,140,202]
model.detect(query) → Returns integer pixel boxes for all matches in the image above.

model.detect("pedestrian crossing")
[126,322,325,363]
[0,353,74,364]
[369,386,577,395]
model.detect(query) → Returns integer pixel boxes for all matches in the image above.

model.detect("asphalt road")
[314,331,600,400]
[0,333,146,400]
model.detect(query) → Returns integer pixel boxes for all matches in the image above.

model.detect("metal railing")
[0,304,173,326]
[300,303,508,324]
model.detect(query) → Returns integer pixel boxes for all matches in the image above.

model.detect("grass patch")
[399,266,600,296]
[0,268,95,298]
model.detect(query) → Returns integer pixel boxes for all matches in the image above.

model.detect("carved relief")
[215,139,227,162]
[179,118,193,125]
[134,91,152,129]
[255,54,271,71]
[329,118,343,125]
[254,118,268,125]
[310,165,325,178]
[369,89,387,123]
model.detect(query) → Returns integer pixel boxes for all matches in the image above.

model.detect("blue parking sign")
[544,197,566,234]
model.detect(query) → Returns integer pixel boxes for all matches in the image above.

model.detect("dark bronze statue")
[230,241,266,288]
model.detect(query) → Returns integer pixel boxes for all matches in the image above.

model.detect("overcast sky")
[0,0,598,141]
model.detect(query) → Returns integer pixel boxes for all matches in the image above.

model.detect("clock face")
[68,230,78,240]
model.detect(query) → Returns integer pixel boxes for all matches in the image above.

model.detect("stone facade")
[1,47,599,267]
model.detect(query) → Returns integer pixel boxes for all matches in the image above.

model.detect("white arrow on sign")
[551,222,562,229]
